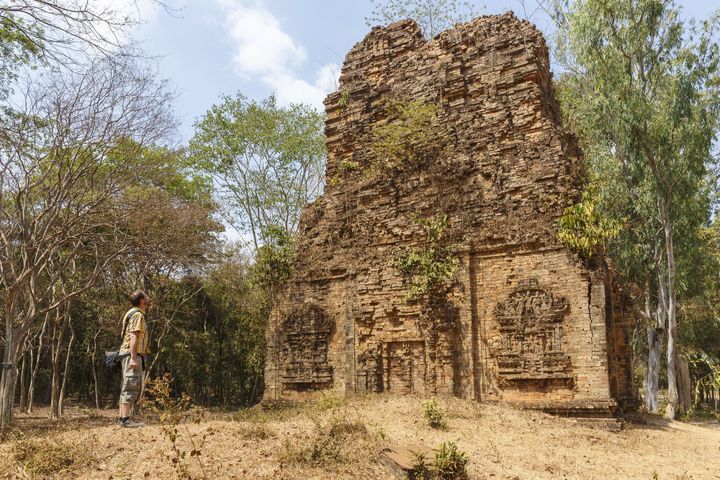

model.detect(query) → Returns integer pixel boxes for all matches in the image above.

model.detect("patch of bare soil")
[1,395,718,479]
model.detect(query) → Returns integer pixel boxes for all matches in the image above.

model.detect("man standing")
[118,290,151,428]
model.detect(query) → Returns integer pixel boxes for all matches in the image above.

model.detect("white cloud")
[220,1,306,75]
[217,0,339,109]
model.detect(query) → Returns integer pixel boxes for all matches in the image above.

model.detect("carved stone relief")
[356,343,384,393]
[279,303,333,390]
[493,278,573,384]
[386,341,426,394]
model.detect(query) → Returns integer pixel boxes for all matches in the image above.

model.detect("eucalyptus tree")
[552,0,720,418]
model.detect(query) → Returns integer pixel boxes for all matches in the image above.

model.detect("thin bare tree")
[0,55,175,428]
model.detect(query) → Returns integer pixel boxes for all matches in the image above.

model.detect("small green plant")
[396,214,458,299]
[423,398,446,429]
[146,374,209,479]
[338,159,360,172]
[339,90,350,108]
[411,450,432,480]
[433,441,469,480]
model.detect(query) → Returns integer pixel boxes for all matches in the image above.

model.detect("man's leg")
[118,356,143,427]
[120,401,132,418]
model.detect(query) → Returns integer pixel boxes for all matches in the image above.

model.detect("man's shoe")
[118,418,144,428]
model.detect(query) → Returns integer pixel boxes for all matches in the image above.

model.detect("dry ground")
[0,395,718,480]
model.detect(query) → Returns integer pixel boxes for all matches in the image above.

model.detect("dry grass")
[0,395,719,479]
[11,437,97,478]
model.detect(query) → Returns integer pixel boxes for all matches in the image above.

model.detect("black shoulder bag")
[103,308,139,372]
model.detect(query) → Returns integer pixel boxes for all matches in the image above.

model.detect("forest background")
[0,0,719,431]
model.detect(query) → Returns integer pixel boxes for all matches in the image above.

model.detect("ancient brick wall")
[263,13,636,415]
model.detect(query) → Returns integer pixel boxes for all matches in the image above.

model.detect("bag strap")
[119,307,141,344]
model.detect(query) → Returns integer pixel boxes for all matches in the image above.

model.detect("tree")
[190,94,326,252]
[553,0,720,418]
[0,56,175,427]
[0,0,168,65]
[365,0,477,38]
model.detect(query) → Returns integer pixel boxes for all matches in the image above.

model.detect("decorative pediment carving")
[279,304,333,389]
[494,278,568,332]
[493,279,573,384]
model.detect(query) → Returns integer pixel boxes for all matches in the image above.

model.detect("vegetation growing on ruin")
[395,214,458,300]
[371,99,447,169]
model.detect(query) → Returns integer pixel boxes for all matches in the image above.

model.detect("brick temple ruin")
[263,13,636,417]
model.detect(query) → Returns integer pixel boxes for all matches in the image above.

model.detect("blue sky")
[127,0,718,143]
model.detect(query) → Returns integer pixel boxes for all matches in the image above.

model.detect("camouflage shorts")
[119,355,144,404]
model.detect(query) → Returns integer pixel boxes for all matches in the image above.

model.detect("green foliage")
[190,93,326,249]
[687,353,720,413]
[555,0,720,275]
[250,225,298,293]
[396,214,457,299]
[433,441,469,480]
[556,183,624,258]
[411,450,432,480]
[0,13,40,100]
[161,258,268,407]
[422,398,446,429]
[365,0,476,38]
[554,0,720,413]
[339,90,350,109]
[338,159,360,172]
[371,99,445,169]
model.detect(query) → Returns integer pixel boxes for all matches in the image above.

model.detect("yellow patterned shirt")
[119,308,151,355]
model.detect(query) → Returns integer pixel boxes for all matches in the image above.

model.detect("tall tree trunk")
[49,311,69,420]
[660,195,679,419]
[646,325,663,413]
[26,345,34,413]
[644,285,663,414]
[0,324,22,429]
[59,317,75,416]
[27,316,48,413]
[50,341,61,419]
[676,356,692,411]
[91,329,101,410]
[18,350,28,414]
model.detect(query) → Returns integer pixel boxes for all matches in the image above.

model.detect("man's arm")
[128,331,140,369]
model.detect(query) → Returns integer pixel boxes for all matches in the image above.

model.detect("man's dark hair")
[129,290,148,307]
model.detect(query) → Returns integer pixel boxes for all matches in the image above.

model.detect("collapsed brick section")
[263,13,636,415]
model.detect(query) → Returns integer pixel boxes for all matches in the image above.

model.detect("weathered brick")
[263,13,636,415]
